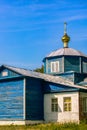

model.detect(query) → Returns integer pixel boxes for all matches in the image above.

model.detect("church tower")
[43,23,87,84]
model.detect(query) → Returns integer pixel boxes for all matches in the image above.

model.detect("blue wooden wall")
[64,56,80,73]
[58,72,87,84]
[58,72,75,82]
[44,57,63,74]
[44,56,81,75]
[26,77,43,120]
[74,73,87,84]
[0,79,24,120]
[82,57,87,73]
[0,68,20,79]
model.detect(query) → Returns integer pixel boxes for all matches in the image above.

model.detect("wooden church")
[0,23,87,125]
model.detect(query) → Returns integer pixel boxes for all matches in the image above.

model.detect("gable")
[0,68,21,79]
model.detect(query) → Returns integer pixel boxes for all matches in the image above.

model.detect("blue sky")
[0,0,87,69]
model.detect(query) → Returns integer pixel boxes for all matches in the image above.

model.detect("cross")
[64,22,67,34]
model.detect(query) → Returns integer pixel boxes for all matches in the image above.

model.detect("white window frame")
[51,61,59,73]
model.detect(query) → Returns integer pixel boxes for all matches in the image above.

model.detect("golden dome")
[62,22,70,48]
[62,33,70,43]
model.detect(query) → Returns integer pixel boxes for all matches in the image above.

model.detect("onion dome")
[62,22,70,48]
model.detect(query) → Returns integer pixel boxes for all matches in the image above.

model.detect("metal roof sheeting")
[2,65,87,90]
[46,48,87,58]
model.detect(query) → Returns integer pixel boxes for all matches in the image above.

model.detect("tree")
[34,65,44,73]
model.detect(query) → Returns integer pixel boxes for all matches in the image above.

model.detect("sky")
[0,0,87,70]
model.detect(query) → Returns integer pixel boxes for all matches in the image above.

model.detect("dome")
[46,47,87,58]
[43,23,87,75]
[44,23,87,59]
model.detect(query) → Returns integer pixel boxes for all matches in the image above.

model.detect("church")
[0,23,87,125]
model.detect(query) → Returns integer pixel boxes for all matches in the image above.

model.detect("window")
[51,61,59,73]
[2,71,8,77]
[64,97,71,112]
[82,97,87,113]
[51,98,58,112]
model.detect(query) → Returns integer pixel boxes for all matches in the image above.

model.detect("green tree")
[34,65,44,73]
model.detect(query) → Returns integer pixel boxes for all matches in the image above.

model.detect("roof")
[77,81,87,87]
[45,47,87,58]
[1,64,87,90]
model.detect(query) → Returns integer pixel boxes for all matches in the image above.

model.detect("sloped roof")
[77,81,87,87]
[1,64,87,90]
[45,48,87,58]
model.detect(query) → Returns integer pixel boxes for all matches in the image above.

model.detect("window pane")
[51,62,55,72]
[51,98,58,112]
[52,98,57,103]
[64,97,71,112]
[52,63,54,72]
[64,97,71,102]
[56,62,59,72]
[51,61,59,73]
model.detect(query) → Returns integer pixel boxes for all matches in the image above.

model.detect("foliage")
[34,65,44,73]
[0,122,87,130]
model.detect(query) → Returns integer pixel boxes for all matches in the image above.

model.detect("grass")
[0,122,87,130]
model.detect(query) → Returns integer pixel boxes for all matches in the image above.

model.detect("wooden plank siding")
[25,77,44,120]
[64,56,80,73]
[58,72,75,83]
[0,68,20,78]
[44,57,63,75]
[0,79,24,120]
[82,57,87,73]
[43,56,86,75]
